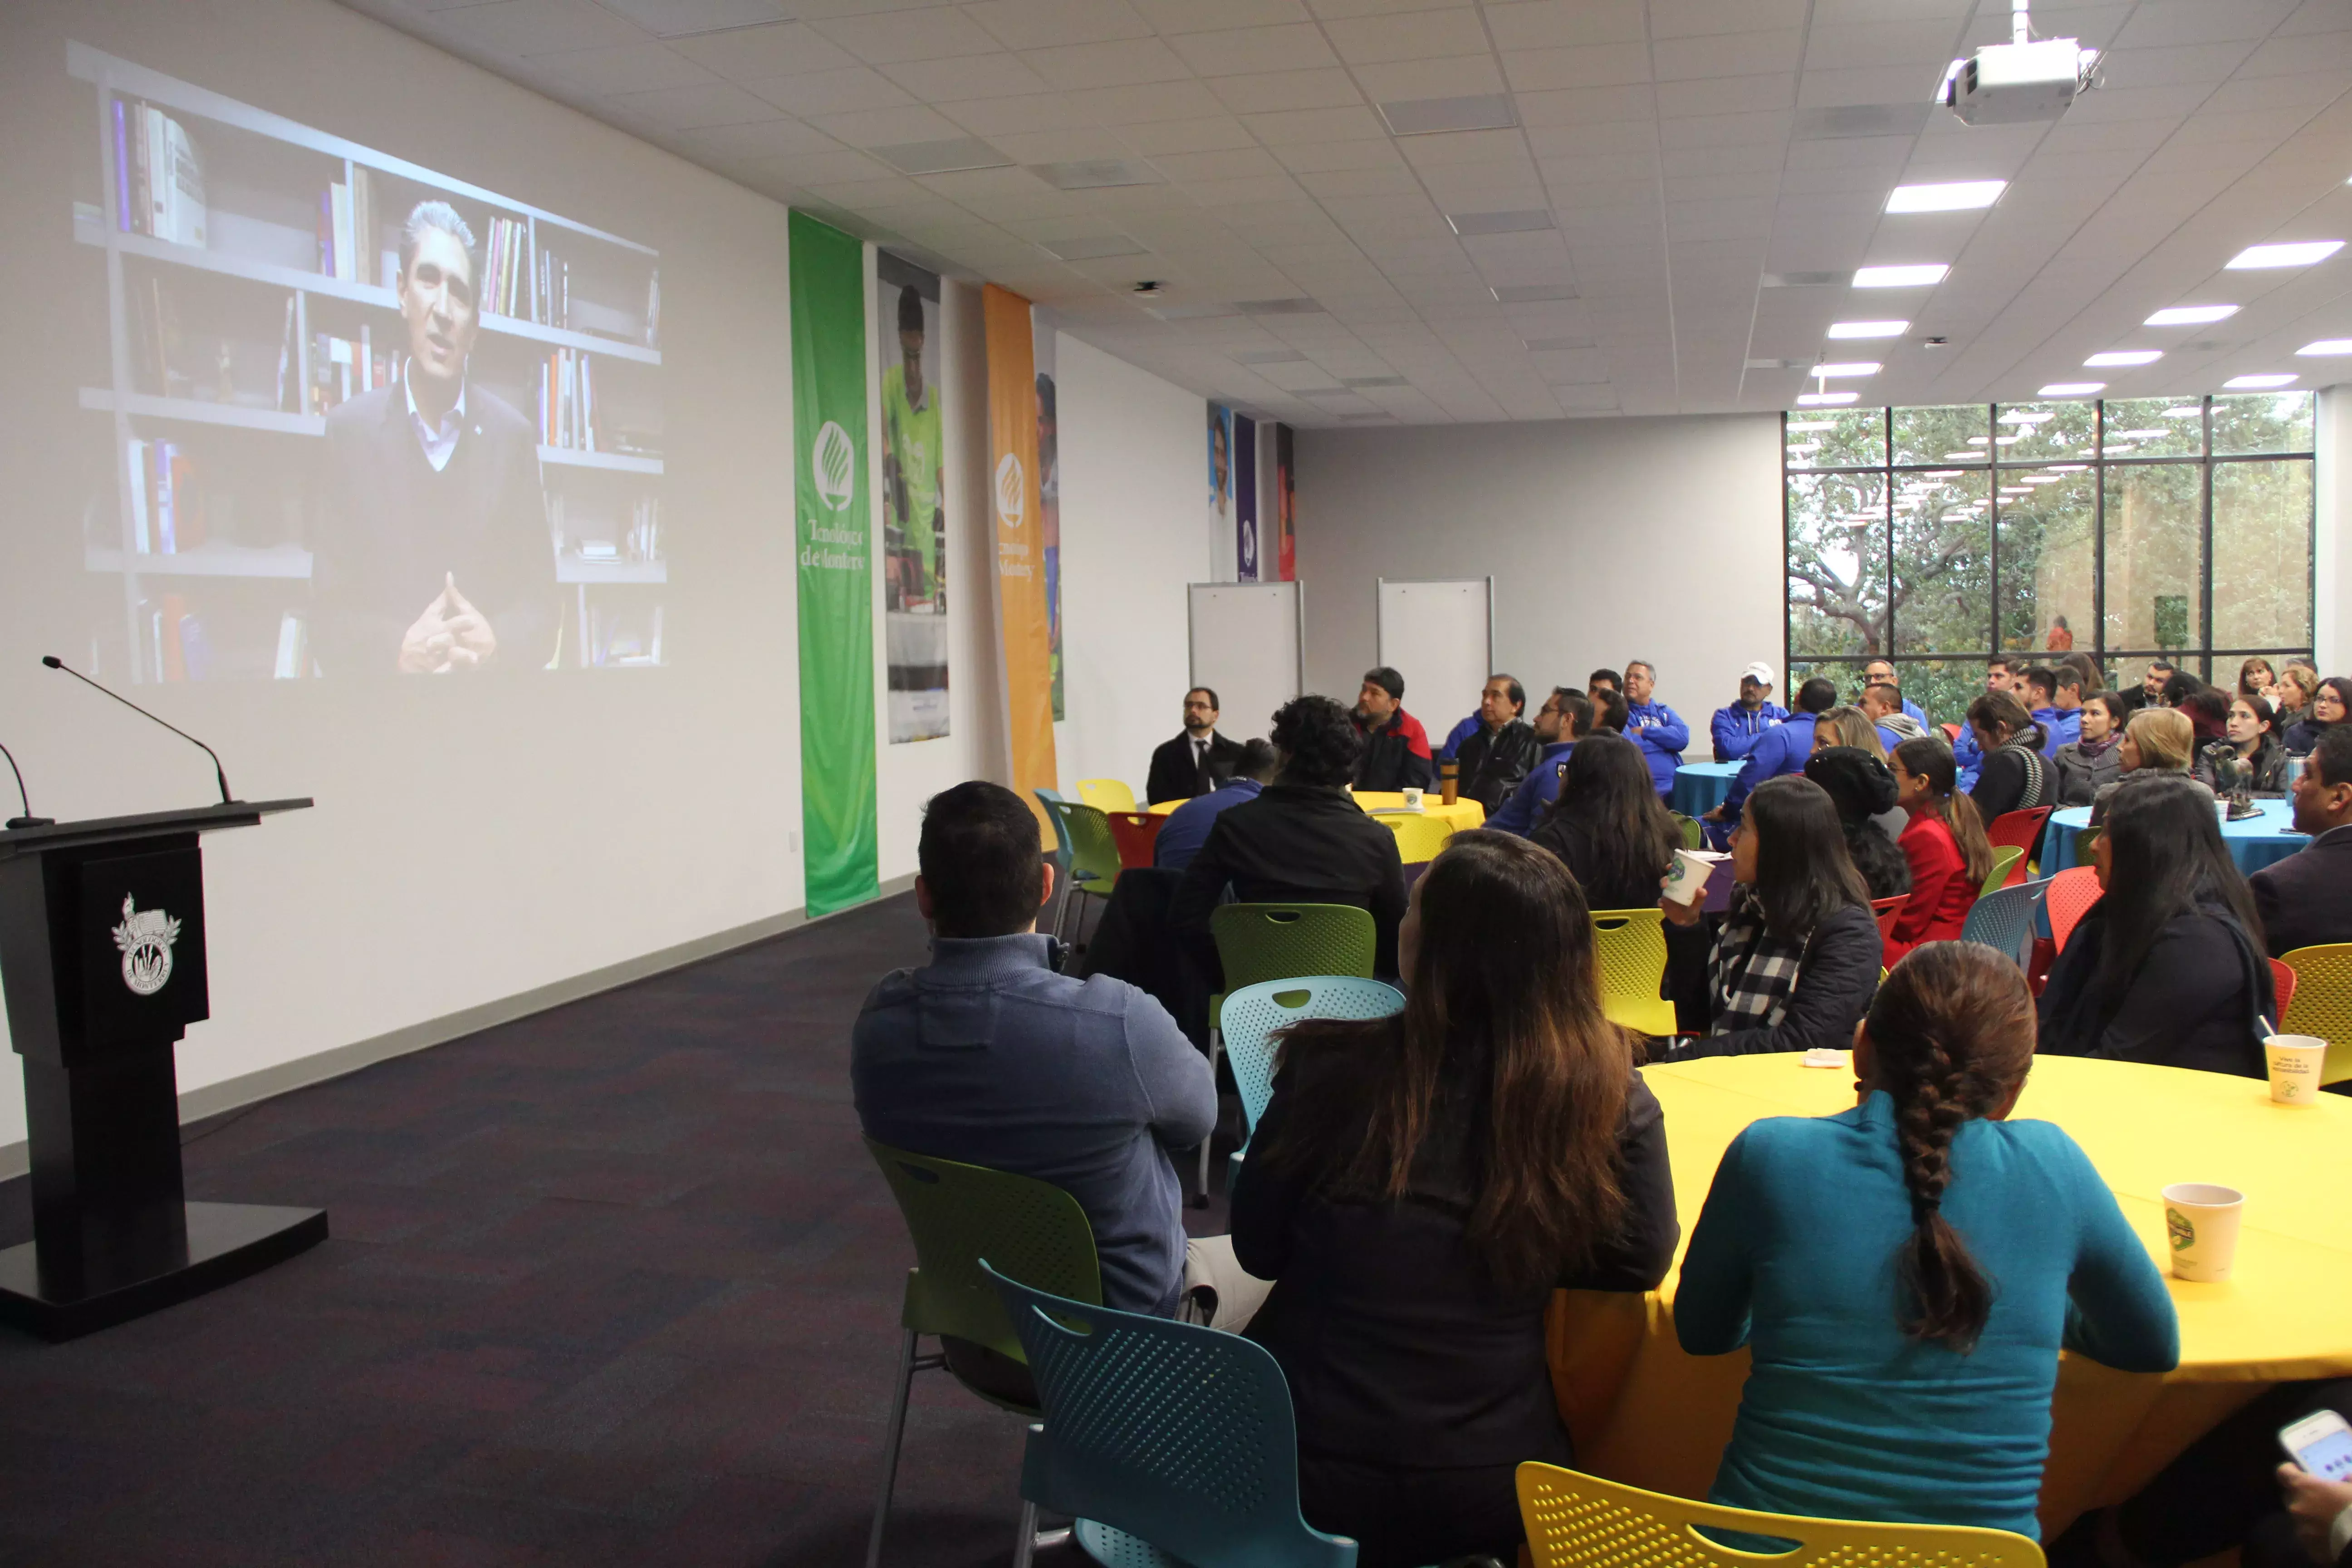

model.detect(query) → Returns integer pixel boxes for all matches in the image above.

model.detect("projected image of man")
[312,201,556,674]
[882,283,942,611]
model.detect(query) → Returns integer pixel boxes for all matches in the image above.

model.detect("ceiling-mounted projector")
[1944,0,2097,126]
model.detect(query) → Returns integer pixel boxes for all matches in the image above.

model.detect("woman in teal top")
[1675,942,2180,1539]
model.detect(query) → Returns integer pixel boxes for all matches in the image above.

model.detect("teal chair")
[983,1260,1358,1568]
[1220,976,1405,1191]
[1961,878,2046,966]
[1040,797,1124,951]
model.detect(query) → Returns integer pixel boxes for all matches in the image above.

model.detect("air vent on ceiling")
[1235,297,1324,316]
[595,0,790,37]
[873,137,1011,175]
[1448,209,1555,236]
[1344,375,1408,387]
[1029,159,1163,190]
[1491,284,1578,303]
[1791,103,1931,141]
[1039,235,1146,261]
[1377,93,1517,136]
[1745,358,1799,370]
[1233,348,1309,365]
[1761,271,1845,288]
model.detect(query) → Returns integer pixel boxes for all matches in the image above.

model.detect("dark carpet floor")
[0,892,1220,1567]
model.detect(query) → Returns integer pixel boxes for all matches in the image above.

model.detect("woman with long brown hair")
[1883,737,1991,963]
[1231,831,1677,1568]
[1676,943,2177,1541]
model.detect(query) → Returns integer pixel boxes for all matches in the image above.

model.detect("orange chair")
[1986,806,2053,884]
[1107,811,1164,870]
[1871,895,1907,940]
[2044,866,2103,951]
[1941,722,1963,743]
[2270,958,2298,1019]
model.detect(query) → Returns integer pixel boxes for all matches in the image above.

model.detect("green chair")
[1589,908,1676,1038]
[1671,812,1705,850]
[1980,844,2024,899]
[1039,798,1124,951]
[864,1139,1101,1568]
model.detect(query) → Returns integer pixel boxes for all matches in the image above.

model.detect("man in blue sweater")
[2023,665,2082,757]
[1711,675,1837,825]
[1711,661,1788,762]
[1490,686,1591,834]
[1951,658,2016,789]
[1862,658,1929,728]
[1622,659,1688,797]
[1154,740,1277,871]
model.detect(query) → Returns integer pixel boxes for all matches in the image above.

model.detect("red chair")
[2270,958,2298,1019]
[1986,806,2053,885]
[2043,866,2102,952]
[1107,811,1164,870]
[1871,894,1907,940]
[1941,722,1963,743]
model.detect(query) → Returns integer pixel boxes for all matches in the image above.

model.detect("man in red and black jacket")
[1351,666,1435,793]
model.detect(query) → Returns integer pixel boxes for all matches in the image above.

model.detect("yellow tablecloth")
[1547,1054,2352,1537]
[1143,791,1485,862]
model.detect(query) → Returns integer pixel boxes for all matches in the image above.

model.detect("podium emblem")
[111,894,181,996]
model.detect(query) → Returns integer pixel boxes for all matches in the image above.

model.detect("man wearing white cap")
[1711,661,1789,763]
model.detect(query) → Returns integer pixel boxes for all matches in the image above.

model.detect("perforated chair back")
[1961,878,2045,965]
[1380,810,1456,863]
[2278,943,2352,1086]
[1034,788,1073,871]
[1986,805,2052,860]
[865,1140,1100,1362]
[1671,813,1705,850]
[1589,908,1676,1036]
[984,1263,1359,1568]
[1980,844,2025,899]
[1077,778,1138,814]
[1871,894,1907,939]
[1044,799,1125,894]
[1107,811,1165,870]
[1222,977,1406,1137]
[2269,959,2298,1020]
[1517,1462,2042,1568]
[1211,904,1378,997]
[2044,867,2103,951]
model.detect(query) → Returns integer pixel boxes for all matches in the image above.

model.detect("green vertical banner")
[789,211,878,915]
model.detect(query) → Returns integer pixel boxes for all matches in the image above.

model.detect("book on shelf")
[481,216,544,321]
[114,98,206,248]
[146,593,209,682]
[320,167,377,284]
[310,330,392,412]
[123,438,208,554]
[628,497,661,564]
[538,346,600,451]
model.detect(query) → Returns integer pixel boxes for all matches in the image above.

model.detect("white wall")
[2318,384,2350,676]
[1295,416,1786,727]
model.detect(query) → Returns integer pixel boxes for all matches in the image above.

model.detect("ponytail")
[1894,736,1994,887]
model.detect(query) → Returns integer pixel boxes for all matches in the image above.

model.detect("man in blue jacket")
[1711,661,1788,762]
[1861,658,1928,727]
[1490,687,1590,835]
[1622,659,1688,797]
[1710,674,1837,825]
[1951,658,2016,789]
[2023,665,2082,757]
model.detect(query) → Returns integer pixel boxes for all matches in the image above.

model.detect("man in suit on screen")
[312,200,557,675]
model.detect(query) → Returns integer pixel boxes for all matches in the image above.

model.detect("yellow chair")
[1381,810,1456,864]
[1980,844,2024,899]
[1589,909,1676,1037]
[1075,778,1137,814]
[2278,942,2352,1086]
[1517,1462,2044,1568]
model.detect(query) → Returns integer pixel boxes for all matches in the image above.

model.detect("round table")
[1546,1053,2352,1538]
[1143,790,1485,864]
[1671,761,1746,819]
[2038,798,2308,876]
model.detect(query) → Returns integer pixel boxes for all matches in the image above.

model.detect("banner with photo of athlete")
[877,251,947,743]
[1207,404,1234,572]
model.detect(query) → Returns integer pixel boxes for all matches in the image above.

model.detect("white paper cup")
[2162,1182,2244,1282]
[2217,801,2230,829]
[1663,849,1715,906]
[2263,1034,2329,1106]
[1401,787,1424,811]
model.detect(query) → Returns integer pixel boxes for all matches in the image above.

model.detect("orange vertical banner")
[984,284,1059,827]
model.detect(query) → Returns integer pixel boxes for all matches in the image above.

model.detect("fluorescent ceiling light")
[2114,428,2168,440]
[2163,405,2203,418]
[2085,350,2162,367]
[2223,373,2298,389]
[1994,435,2022,444]
[1812,361,1882,377]
[1796,392,1860,405]
[1967,436,1990,445]
[1886,180,2005,214]
[2145,304,2238,327]
[1999,410,2053,423]
[1922,470,1960,477]
[1786,442,1821,453]
[2297,339,2352,356]
[1943,451,1985,460]
[2048,464,2089,471]
[2226,240,2343,269]
[1785,419,1840,431]
[1828,320,1909,338]
[1854,264,1950,288]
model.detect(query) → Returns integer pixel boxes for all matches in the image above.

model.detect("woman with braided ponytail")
[1676,944,2177,1541]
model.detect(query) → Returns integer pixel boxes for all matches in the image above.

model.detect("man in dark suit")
[1146,687,1243,804]
[2250,725,2352,958]
[312,200,557,676]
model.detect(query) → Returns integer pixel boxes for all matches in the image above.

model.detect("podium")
[0,800,323,1339]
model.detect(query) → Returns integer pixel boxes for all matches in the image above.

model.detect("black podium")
[0,800,323,1339]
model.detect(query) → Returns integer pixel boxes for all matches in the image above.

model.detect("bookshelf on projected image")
[69,40,669,680]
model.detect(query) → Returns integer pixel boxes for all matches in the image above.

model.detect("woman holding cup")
[2195,693,2290,796]
[1528,732,1681,911]
[1883,738,1992,965]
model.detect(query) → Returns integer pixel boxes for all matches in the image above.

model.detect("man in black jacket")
[1454,674,1541,811]
[1172,694,1408,977]
[1351,666,1435,793]
[1146,687,1244,804]
[2251,725,2352,958]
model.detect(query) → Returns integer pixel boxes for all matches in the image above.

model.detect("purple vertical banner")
[1234,413,1259,582]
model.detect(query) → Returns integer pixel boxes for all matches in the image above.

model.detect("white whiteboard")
[1377,578,1492,723]
[1188,582,1303,745]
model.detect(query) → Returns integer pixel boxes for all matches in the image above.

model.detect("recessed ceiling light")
[2114,428,2168,439]
[1038,235,1146,261]
[1967,436,1991,445]
[1377,93,1517,136]
[2226,240,2344,269]
[2163,404,2203,417]
[2223,373,2298,389]
[1812,361,1881,377]
[873,137,1011,175]
[2297,339,2352,356]
[1886,180,2005,214]
[1796,392,1860,405]
[1943,451,1985,460]
[2144,304,2239,327]
[1492,284,1578,303]
[1447,209,1554,236]
[2048,464,2089,472]
[1998,410,2053,423]
[1828,320,1910,338]
[1854,264,1950,288]
[2085,350,2162,367]
[1994,435,2021,444]
[2040,382,2104,396]
[1029,158,1162,190]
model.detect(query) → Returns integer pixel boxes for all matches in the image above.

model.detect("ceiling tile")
[808,104,971,145]
[532,42,720,93]
[880,52,1054,100]
[1655,72,1795,117]
[964,0,1153,50]
[440,0,652,54]
[1303,0,1474,17]
[1349,56,1506,101]
[1321,9,1492,64]
[1117,116,1261,153]
[935,92,1091,133]
[1021,36,1194,88]
[666,21,861,79]
[1204,68,1364,113]
[1656,29,1800,81]
[1240,104,1389,142]
[671,117,844,159]
[809,8,1005,63]
[1650,0,1807,36]
[1483,0,1645,51]
[1274,138,1408,173]
[1515,86,1658,127]
[1504,43,1654,93]
[1067,78,1230,121]
[1165,24,1340,76]
[1131,0,1311,30]
[746,66,917,114]
[608,81,786,128]
[2097,41,2263,89]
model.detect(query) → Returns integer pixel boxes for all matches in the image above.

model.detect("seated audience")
[1965,689,2054,822]
[1711,661,1788,763]
[1454,673,1543,811]
[1530,731,1682,910]
[1351,666,1435,793]
[1950,659,2016,784]
[2053,692,2127,807]
[1490,688,1595,836]
[2038,774,2275,1078]
[2088,707,2212,827]
[1175,695,1409,976]
[2249,725,2352,958]
[2239,655,2279,701]
[1676,944,2178,1542]
[1154,739,1278,872]
[2113,657,2171,715]
[2058,650,2106,698]
[2026,664,2085,757]
[2195,693,2288,796]
[2286,676,2348,754]
[1588,667,1622,700]
[2178,685,2231,748]
[1883,738,1991,965]
[1811,703,1895,762]
[1232,832,1677,1568]
[1803,746,1911,904]
[2271,661,2318,730]
[1146,687,1243,804]
[1861,681,1926,743]
[1621,660,1689,797]
[1862,657,1928,727]
[1665,775,1881,1057]
[1711,675,1838,825]
[1590,684,1630,735]
[853,781,1260,1331]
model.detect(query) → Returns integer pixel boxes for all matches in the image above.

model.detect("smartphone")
[2280,1409,2352,1481]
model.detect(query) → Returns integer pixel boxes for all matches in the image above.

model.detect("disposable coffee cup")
[1401,787,1424,811]
[1663,849,1716,906]
[2263,1034,2328,1106]
[2217,802,2230,830]
[2162,1182,2244,1282]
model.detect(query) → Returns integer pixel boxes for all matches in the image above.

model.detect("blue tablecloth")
[2039,798,2309,876]
[1671,760,1746,819]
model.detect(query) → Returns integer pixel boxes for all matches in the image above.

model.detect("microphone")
[1,739,52,829]
[42,655,234,805]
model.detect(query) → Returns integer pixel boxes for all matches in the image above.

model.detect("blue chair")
[1961,878,2047,965]
[1034,788,1077,941]
[1220,976,1405,1190]
[982,1260,1358,1568]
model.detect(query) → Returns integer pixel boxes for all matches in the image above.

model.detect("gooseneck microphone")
[41,655,234,805]
[1,739,52,829]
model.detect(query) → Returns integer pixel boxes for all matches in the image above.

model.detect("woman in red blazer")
[1883,737,1997,965]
